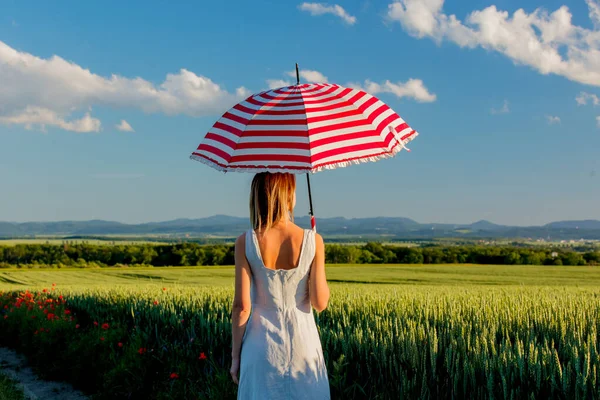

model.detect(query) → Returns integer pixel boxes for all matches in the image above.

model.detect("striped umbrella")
[190,65,419,229]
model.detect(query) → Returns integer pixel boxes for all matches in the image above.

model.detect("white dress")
[238,229,330,400]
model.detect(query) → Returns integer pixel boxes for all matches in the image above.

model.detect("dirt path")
[0,348,88,400]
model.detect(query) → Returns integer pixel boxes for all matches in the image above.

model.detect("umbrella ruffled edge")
[189,130,419,174]
[310,131,419,173]
[189,153,312,174]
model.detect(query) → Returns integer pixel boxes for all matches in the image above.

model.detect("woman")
[230,172,331,399]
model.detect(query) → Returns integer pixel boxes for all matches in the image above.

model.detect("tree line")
[0,242,599,268]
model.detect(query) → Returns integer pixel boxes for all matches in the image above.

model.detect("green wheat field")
[1,265,600,399]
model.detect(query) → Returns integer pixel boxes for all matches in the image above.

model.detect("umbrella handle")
[306,173,316,231]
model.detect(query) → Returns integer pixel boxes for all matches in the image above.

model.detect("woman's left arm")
[230,234,252,384]
[309,233,330,312]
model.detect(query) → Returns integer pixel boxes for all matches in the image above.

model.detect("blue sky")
[1,0,599,226]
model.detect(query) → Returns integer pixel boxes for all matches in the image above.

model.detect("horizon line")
[2,215,600,228]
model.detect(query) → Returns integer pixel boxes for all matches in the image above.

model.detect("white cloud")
[266,79,293,89]
[0,40,248,132]
[298,2,357,25]
[236,87,252,99]
[286,69,329,83]
[576,92,600,106]
[597,115,600,127]
[589,0,600,29]
[575,92,600,126]
[387,0,600,87]
[349,78,436,102]
[491,100,510,115]
[546,115,561,124]
[269,68,435,103]
[0,106,101,133]
[116,120,134,132]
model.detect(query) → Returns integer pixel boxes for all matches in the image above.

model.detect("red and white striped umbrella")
[190,67,420,229]
[190,84,418,174]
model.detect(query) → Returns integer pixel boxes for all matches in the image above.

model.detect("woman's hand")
[230,358,240,384]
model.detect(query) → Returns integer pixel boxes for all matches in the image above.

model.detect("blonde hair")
[250,173,296,232]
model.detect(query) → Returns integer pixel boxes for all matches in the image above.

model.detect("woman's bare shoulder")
[288,221,308,232]
[235,232,247,248]
[314,232,324,244]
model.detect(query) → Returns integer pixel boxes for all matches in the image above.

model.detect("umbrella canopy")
[190,67,420,230]
[190,83,418,174]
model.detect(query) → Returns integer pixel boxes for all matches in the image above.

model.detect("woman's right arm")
[309,233,330,312]
[230,234,252,384]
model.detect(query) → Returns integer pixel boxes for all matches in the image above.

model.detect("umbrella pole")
[306,173,316,230]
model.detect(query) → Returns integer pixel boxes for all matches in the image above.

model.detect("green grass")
[0,373,25,400]
[1,264,600,289]
[1,265,600,398]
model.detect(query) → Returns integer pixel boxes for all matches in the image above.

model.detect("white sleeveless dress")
[238,229,330,400]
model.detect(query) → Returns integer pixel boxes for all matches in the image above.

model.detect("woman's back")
[254,223,306,271]
[245,224,314,313]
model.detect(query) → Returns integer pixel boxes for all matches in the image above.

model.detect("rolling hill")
[1,216,599,240]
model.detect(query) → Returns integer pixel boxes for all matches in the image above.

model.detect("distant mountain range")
[1,216,600,240]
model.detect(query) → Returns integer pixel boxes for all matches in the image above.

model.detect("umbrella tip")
[295,63,300,86]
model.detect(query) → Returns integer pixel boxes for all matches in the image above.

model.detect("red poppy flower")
[93,321,98,326]
[118,342,123,348]
[162,288,167,291]
[138,347,147,355]
[169,373,179,379]
[75,324,80,329]
[153,300,159,305]
[64,310,71,315]
[3,315,7,320]
[102,323,109,330]
[52,283,56,286]
[42,289,48,293]
[100,337,105,341]
[199,352,207,360]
